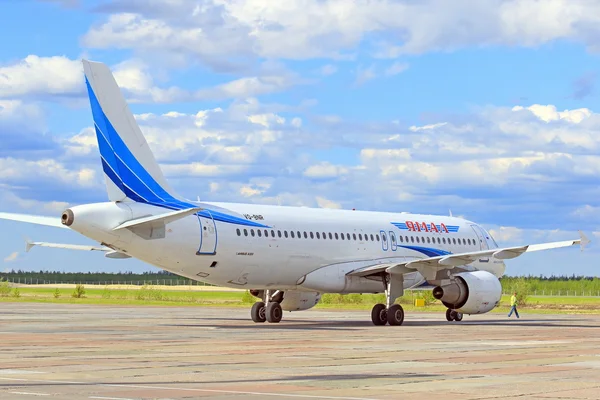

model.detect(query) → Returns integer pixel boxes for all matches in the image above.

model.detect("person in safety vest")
[508,292,520,319]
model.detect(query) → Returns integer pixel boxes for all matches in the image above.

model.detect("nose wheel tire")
[266,302,283,323]
[371,303,388,325]
[387,304,404,326]
[251,301,266,323]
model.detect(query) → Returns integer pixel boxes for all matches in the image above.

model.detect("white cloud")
[304,162,349,178]
[0,55,298,103]
[320,64,338,76]
[82,0,600,65]
[3,252,19,263]
[488,227,523,243]
[0,158,98,188]
[0,55,84,99]
[355,64,376,86]
[512,104,592,124]
[316,196,342,209]
[384,62,409,76]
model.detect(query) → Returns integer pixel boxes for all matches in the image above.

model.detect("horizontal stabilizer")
[113,207,202,231]
[0,212,67,229]
[25,239,109,252]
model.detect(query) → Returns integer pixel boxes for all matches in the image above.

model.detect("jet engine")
[432,270,501,314]
[280,290,321,311]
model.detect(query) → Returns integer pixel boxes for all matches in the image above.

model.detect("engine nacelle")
[280,290,321,311]
[432,270,501,314]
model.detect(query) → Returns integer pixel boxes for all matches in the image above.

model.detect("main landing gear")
[250,290,284,323]
[371,273,405,326]
[445,308,463,322]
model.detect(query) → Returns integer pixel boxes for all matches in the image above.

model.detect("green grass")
[1,285,600,314]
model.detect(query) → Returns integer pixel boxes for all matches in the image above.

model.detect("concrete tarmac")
[1,303,600,400]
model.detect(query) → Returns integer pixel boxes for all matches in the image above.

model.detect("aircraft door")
[196,211,218,255]
[470,225,489,251]
[380,230,388,251]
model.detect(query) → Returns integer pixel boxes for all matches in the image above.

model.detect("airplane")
[0,60,590,326]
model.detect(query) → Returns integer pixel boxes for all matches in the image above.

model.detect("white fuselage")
[67,201,506,294]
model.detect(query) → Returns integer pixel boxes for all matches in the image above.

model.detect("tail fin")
[82,59,177,205]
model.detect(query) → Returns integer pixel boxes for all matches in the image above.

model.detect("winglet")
[579,230,590,251]
[24,237,35,253]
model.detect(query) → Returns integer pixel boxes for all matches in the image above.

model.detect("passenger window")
[427,237,430,243]
[442,238,446,244]
[323,232,327,240]
[411,236,414,243]
[376,234,380,241]
[329,232,333,239]
[271,230,275,237]
[364,234,368,241]
[278,230,282,238]
[304,231,308,238]
[310,232,314,239]
[334,233,339,240]
[257,230,262,237]
[370,234,374,241]
[353,233,357,240]
[290,231,295,238]
[284,231,288,238]
[437,237,441,244]
[340,233,345,240]
[264,229,268,237]
[359,233,363,241]
[453,238,456,244]
[316,232,320,239]
[297,231,301,239]
[244,229,248,236]
[382,233,386,242]
[236,229,241,236]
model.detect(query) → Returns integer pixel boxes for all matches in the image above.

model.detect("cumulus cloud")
[0,55,299,104]
[384,62,409,76]
[0,55,84,99]
[3,252,19,263]
[82,0,600,66]
[320,64,338,76]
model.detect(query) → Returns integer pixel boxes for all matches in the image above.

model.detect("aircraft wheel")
[454,312,463,322]
[266,302,283,323]
[251,301,266,323]
[387,304,404,326]
[371,303,387,326]
[446,308,454,321]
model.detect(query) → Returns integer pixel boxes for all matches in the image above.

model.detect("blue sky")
[0,0,599,276]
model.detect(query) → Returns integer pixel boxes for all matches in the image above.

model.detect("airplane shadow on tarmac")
[163,316,600,331]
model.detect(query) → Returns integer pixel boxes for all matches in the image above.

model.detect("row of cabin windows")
[385,232,476,246]
[236,228,380,242]
[235,228,478,247]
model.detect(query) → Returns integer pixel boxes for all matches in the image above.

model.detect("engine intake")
[432,270,501,315]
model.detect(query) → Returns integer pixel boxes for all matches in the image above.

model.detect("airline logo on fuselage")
[392,221,460,233]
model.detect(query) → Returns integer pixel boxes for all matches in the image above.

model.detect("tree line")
[1,270,599,291]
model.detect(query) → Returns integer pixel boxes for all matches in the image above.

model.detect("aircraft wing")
[348,231,589,280]
[0,212,67,229]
